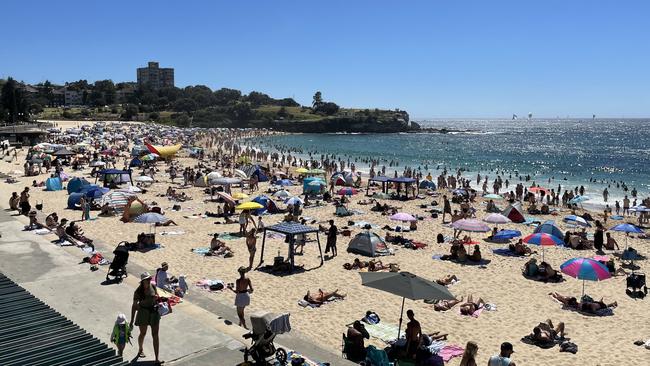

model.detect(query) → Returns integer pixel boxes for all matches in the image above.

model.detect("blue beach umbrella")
[278,179,293,187]
[609,223,644,249]
[133,212,168,224]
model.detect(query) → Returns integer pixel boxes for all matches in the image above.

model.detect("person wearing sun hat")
[130,272,164,365]
[111,313,131,357]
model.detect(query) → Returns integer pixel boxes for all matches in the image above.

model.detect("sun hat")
[140,272,152,281]
[238,266,247,274]
[115,313,127,325]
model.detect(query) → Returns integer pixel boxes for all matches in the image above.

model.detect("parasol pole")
[397,297,406,340]
[582,280,585,299]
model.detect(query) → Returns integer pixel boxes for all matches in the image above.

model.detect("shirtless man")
[303,289,346,305]
[245,228,257,270]
[404,310,422,359]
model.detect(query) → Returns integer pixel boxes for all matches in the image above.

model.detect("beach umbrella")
[285,196,304,206]
[213,177,242,185]
[273,190,290,198]
[389,213,417,222]
[484,194,503,200]
[133,212,168,224]
[236,202,264,211]
[135,176,153,183]
[141,153,159,161]
[483,213,511,225]
[215,191,236,206]
[569,195,590,208]
[563,215,591,227]
[99,191,134,212]
[82,186,107,200]
[52,148,75,157]
[232,192,249,200]
[493,230,522,241]
[360,272,455,339]
[523,232,563,261]
[233,169,247,179]
[337,187,358,196]
[609,223,644,249]
[529,186,549,194]
[451,219,491,233]
[630,205,650,213]
[560,257,611,298]
[89,161,105,167]
[308,168,326,175]
[295,167,309,174]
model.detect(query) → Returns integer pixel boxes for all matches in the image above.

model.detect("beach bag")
[209,283,224,291]
[157,301,171,316]
[35,201,43,210]
[89,253,104,265]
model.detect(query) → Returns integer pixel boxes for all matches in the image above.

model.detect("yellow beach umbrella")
[295,167,309,174]
[232,192,249,200]
[236,202,263,210]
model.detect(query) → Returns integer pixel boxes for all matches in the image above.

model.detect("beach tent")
[259,221,324,272]
[129,158,143,168]
[303,177,326,195]
[79,185,108,200]
[67,193,84,210]
[502,202,526,223]
[330,172,354,186]
[240,165,269,182]
[96,169,133,187]
[419,180,436,189]
[534,220,564,239]
[145,143,182,158]
[131,145,149,157]
[251,195,279,215]
[45,177,63,191]
[347,232,390,257]
[66,177,90,194]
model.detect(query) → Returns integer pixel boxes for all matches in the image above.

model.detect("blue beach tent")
[67,193,84,209]
[67,177,90,194]
[45,177,63,191]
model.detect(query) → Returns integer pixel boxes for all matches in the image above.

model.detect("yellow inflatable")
[146,143,182,158]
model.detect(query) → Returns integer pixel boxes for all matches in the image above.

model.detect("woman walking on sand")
[130,272,164,365]
[228,267,253,329]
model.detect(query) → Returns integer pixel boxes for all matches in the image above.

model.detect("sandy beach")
[1,120,648,366]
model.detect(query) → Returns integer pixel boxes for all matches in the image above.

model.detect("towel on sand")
[438,345,465,362]
[364,322,400,342]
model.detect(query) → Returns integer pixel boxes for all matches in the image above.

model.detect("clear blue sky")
[3,0,649,118]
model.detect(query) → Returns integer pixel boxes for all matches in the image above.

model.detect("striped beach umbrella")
[560,257,611,297]
[99,191,134,213]
[523,232,563,261]
[563,215,591,227]
[451,219,491,233]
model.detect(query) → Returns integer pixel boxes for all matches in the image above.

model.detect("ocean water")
[254,119,650,206]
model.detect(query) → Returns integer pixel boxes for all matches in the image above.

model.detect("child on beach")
[111,313,131,357]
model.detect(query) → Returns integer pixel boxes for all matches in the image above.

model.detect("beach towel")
[438,345,465,362]
[218,233,240,241]
[426,340,446,354]
[33,228,52,235]
[521,335,558,349]
[610,215,624,220]
[160,230,186,235]
[364,322,400,342]
[192,247,211,255]
[492,248,524,257]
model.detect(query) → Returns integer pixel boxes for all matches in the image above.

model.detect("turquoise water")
[254,119,650,205]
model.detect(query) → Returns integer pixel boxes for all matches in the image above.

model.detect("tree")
[277,106,288,118]
[312,91,323,108]
[214,88,242,106]
[1,78,29,123]
[173,98,198,113]
[316,102,339,116]
[246,91,272,107]
[172,113,191,127]
[148,112,160,121]
[228,101,253,122]
[121,104,139,120]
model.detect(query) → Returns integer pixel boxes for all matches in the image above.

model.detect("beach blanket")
[219,233,240,241]
[562,305,614,317]
[610,215,624,220]
[33,228,53,235]
[267,232,285,239]
[192,247,211,255]
[364,322,400,342]
[426,340,446,355]
[438,345,465,362]
[492,248,525,257]
[521,335,559,349]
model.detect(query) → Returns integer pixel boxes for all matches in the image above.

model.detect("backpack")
[89,253,104,265]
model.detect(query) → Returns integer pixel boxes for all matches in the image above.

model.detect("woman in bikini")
[459,294,485,315]
[304,289,346,305]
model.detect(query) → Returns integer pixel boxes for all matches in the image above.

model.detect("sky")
[2,0,649,119]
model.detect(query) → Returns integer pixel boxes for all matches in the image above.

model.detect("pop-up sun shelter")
[67,193,84,209]
[251,195,279,215]
[259,221,323,272]
[45,177,63,191]
[347,231,390,257]
[534,220,564,239]
[67,177,90,194]
[95,169,133,187]
[303,177,325,195]
[502,202,526,223]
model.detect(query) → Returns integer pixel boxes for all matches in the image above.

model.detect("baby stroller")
[626,272,647,297]
[242,312,291,365]
[106,242,129,283]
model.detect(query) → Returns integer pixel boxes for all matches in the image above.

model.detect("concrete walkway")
[0,210,351,365]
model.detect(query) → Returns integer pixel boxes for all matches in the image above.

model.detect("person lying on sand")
[549,292,617,313]
[433,297,463,311]
[436,274,459,286]
[304,289,346,305]
[155,219,178,227]
[531,319,565,343]
[549,292,579,308]
[459,294,485,315]
[509,239,534,255]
